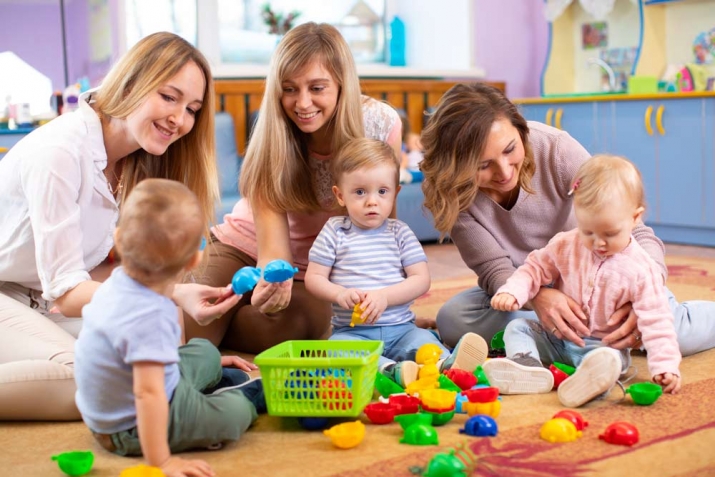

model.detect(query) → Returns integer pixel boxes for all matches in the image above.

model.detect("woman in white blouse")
[0,32,240,420]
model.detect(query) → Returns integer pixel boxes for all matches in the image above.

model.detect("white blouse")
[0,91,118,301]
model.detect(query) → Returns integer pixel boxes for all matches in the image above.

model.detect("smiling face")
[477,117,526,203]
[332,163,398,230]
[125,61,205,156]
[575,201,644,259]
[280,60,339,151]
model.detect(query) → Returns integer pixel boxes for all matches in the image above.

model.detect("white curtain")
[544,0,630,22]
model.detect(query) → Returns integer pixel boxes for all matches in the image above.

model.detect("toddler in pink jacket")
[483,154,681,407]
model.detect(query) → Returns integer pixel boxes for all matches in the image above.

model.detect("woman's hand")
[530,287,590,346]
[601,303,641,350]
[654,372,681,394]
[251,279,292,314]
[174,284,241,325]
[220,355,258,372]
[161,456,215,477]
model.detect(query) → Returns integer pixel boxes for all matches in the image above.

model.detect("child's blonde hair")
[95,32,218,229]
[332,138,400,187]
[571,154,645,212]
[117,179,205,285]
[240,22,364,213]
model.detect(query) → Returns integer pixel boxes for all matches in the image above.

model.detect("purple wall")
[473,0,549,99]
[0,2,65,91]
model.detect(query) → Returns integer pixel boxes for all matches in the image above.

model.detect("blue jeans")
[503,318,631,373]
[329,322,449,369]
[435,286,715,357]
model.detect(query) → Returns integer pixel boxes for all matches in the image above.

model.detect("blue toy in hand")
[263,259,298,283]
[231,267,262,295]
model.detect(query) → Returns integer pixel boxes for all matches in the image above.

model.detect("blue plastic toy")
[298,417,330,431]
[231,267,261,294]
[263,259,298,283]
[459,415,498,437]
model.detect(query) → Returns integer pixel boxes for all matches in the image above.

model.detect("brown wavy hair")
[420,83,535,237]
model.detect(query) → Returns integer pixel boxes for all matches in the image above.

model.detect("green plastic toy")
[51,451,94,476]
[395,412,433,430]
[473,365,490,386]
[422,409,455,426]
[437,374,461,393]
[490,330,505,350]
[553,361,576,375]
[374,371,404,397]
[626,382,663,405]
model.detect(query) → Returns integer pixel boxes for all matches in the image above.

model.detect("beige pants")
[0,282,82,420]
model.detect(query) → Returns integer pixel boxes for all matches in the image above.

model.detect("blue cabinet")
[0,129,31,159]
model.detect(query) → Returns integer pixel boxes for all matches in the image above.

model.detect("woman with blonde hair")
[420,82,715,357]
[187,22,402,353]
[0,32,241,420]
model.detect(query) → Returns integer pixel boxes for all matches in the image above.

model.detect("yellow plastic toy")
[539,417,582,443]
[120,465,165,477]
[350,304,365,327]
[464,399,501,418]
[415,343,442,365]
[418,362,440,381]
[405,376,439,395]
[323,420,366,449]
[419,389,457,410]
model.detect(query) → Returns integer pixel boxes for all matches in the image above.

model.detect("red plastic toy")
[319,378,352,411]
[549,364,570,389]
[461,386,499,403]
[363,402,396,424]
[552,410,589,431]
[599,421,639,446]
[389,394,420,415]
[443,368,477,391]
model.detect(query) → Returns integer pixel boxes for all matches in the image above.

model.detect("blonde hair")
[94,32,219,228]
[332,138,400,187]
[117,179,205,285]
[420,83,535,237]
[571,154,645,212]
[240,22,364,213]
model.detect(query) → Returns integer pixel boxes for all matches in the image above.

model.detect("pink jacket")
[497,229,681,378]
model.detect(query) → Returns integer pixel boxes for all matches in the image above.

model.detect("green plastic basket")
[254,340,383,417]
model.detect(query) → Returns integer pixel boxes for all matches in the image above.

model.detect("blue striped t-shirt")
[308,216,427,326]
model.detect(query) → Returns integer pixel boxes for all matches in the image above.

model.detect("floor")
[423,241,715,280]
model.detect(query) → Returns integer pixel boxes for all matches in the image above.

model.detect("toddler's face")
[332,164,397,230]
[575,202,642,259]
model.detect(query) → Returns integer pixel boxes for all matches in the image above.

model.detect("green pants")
[110,338,257,456]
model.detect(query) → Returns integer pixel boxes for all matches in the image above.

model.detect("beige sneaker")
[482,357,554,394]
[557,347,622,408]
[440,332,489,373]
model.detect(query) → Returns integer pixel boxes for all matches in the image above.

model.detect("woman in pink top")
[484,155,680,407]
[185,23,401,353]
[420,83,715,359]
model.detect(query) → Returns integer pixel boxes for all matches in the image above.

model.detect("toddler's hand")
[491,293,519,311]
[336,288,364,310]
[359,290,388,324]
[161,456,215,477]
[654,372,681,394]
[220,355,258,372]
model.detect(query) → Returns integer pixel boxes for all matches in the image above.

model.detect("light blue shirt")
[309,217,427,327]
[74,267,181,434]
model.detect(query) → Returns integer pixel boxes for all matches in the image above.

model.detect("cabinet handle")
[0,147,8,153]
[644,105,654,136]
[655,105,666,136]
[545,108,554,127]
[555,108,563,130]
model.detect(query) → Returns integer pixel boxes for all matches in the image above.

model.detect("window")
[125,0,197,49]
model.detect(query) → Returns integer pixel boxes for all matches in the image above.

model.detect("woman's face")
[125,61,206,156]
[476,117,525,196]
[280,60,339,140]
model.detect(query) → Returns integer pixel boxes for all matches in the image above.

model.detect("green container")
[254,340,383,417]
[626,382,663,406]
[51,451,94,476]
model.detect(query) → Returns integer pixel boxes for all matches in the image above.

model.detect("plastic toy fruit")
[626,382,663,406]
[462,386,499,403]
[416,343,443,365]
[443,368,476,390]
[324,421,366,449]
[350,303,365,327]
[599,421,639,446]
[231,266,261,294]
[539,418,582,443]
[263,259,298,283]
[120,465,165,477]
[51,451,94,476]
[389,394,420,415]
[548,364,570,389]
[553,410,589,431]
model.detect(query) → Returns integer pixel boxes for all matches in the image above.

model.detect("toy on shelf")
[324,421,366,449]
[625,382,663,406]
[599,421,639,446]
[263,259,298,283]
[539,418,582,443]
[231,266,261,294]
[120,465,166,477]
[350,303,365,327]
[51,451,94,477]
[552,410,589,431]
[460,415,498,437]
[363,402,397,424]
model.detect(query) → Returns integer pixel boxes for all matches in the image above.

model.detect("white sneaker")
[557,347,622,408]
[482,358,554,394]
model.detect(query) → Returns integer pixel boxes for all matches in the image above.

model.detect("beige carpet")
[3,254,715,477]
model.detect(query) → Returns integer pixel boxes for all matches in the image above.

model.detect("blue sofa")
[213,112,440,242]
